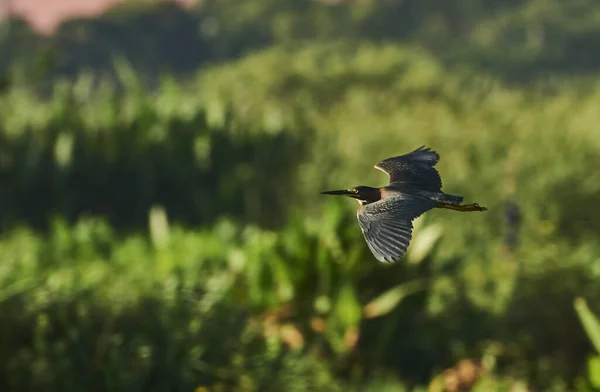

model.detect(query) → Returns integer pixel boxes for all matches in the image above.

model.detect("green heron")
[321,146,487,263]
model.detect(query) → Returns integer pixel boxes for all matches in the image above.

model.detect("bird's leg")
[436,203,488,212]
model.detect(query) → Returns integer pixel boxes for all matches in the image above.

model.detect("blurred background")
[1,0,600,391]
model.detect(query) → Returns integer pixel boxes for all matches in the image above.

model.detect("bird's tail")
[442,193,463,205]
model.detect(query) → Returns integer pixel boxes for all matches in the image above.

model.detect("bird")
[321,146,487,263]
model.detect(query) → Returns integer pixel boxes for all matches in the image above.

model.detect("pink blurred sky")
[0,0,197,35]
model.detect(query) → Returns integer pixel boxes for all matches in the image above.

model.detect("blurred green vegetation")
[575,298,600,390]
[1,0,600,391]
[3,0,600,84]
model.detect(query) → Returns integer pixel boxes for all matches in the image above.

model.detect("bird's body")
[321,146,487,263]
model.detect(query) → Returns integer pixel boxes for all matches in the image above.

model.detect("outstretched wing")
[357,194,436,263]
[374,146,442,191]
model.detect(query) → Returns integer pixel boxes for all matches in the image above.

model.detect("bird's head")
[321,185,381,205]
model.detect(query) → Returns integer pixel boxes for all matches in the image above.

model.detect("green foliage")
[575,298,600,390]
[576,298,600,355]
[0,63,308,231]
[0,216,342,391]
[4,0,600,84]
[2,33,600,391]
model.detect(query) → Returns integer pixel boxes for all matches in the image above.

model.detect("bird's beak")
[321,189,355,196]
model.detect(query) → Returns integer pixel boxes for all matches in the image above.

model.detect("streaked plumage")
[321,146,487,263]
[357,194,436,262]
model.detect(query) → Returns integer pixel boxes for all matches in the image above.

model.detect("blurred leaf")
[279,323,305,350]
[53,132,74,168]
[314,295,331,315]
[407,223,443,264]
[332,282,361,330]
[588,355,600,388]
[363,278,428,319]
[149,205,170,249]
[575,297,600,354]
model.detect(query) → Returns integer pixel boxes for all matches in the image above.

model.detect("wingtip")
[373,145,441,173]
[416,145,436,153]
[379,255,402,263]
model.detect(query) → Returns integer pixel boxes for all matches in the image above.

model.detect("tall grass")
[1,42,600,390]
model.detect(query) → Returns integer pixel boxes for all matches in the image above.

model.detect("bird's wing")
[374,146,442,190]
[357,194,436,263]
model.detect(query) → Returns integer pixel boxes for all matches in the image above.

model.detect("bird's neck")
[358,187,382,204]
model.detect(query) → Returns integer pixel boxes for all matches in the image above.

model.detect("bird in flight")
[321,146,487,263]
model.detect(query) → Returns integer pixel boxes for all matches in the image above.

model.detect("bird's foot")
[467,203,487,212]
[436,202,488,212]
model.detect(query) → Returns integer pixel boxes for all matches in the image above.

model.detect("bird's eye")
[349,189,359,194]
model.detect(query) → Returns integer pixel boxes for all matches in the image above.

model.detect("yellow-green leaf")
[364,279,428,319]
[575,297,600,354]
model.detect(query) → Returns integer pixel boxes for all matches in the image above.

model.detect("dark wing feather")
[374,146,442,191]
[357,194,436,263]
